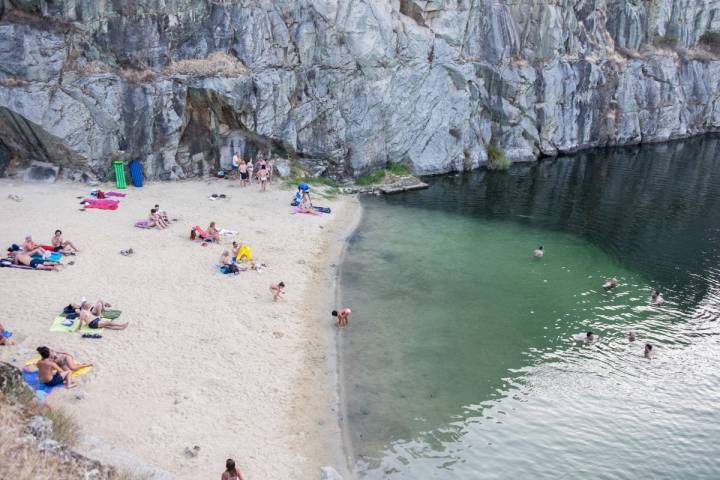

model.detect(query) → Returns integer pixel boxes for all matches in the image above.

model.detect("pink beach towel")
[135,220,152,228]
[82,198,119,210]
[105,191,127,197]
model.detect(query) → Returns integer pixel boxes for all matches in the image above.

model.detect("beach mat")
[22,360,91,400]
[102,309,122,320]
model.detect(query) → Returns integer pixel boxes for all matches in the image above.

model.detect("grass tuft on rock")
[486,142,512,171]
[47,408,80,447]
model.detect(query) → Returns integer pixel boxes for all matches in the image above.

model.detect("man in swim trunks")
[79,303,128,330]
[14,251,60,271]
[239,160,249,187]
[36,346,75,389]
[332,308,351,327]
[51,229,79,253]
[23,235,46,256]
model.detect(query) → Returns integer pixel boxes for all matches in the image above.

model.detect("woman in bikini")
[207,222,222,242]
[50,348,92,372]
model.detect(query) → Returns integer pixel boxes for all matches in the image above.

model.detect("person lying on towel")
[79,302,128,331]
[14,251,60,271]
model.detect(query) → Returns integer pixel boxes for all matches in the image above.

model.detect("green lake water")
[339,136,720,479]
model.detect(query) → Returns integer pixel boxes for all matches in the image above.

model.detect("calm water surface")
[340,137,720,479]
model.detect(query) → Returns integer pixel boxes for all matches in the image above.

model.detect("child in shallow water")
[332,308,351,327]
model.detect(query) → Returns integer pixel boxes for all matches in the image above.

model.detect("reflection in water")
[340,136,720,479]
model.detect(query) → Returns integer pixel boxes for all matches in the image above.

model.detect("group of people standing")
[231,151,273,191]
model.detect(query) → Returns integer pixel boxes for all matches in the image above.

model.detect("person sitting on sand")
[644,343,653,359]
[79,303,128,331]
[650,289,664,305]
[220,251,233,266]
[533,246,544,258]
[51,229,79,253]
[154,204,170,223]
[149,208,168,229]
[221,458,244,480]
[0,322,16,346]
[36,346,75,389]
[23,235,46,256]
[332,308,351,327]
[14,251,60,271]
[628,331,637,342]
[258,164,269,192]
[207,222,222,242]
[270,282,285,301]
[49,348,92,373]
[603,277,618,290]
[231,241,240,258]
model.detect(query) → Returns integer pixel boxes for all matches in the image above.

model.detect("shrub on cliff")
[486,142,511,171]
[699,31,720,55]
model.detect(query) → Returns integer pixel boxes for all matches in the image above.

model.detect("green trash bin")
[113,161,127,189]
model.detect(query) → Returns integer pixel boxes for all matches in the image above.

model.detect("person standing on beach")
[239,160,248,187]
[332,308,351,327]
[221,459,244,480]
[258,164,269,192]
[246,158,254,184]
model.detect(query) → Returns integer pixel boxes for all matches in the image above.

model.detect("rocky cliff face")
[0,0,719,180]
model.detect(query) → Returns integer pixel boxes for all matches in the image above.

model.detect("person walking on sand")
[270,282,285,301]
[52,230,79,253]
[79,303,128,330]
[332,308,351,327]
[533,246,544,258]
[221,459,244,480]
[36,346,75,389]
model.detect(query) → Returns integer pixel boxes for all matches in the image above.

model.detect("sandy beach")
[0,177,359,479]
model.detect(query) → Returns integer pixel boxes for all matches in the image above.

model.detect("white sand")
[0,178,359,479]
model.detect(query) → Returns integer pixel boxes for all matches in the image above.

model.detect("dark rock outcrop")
[0,1,719,180]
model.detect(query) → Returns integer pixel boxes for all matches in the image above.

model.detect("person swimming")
[650,289,664,305]
[586,331,595,342]
[644,343,653,358]
[603,277,618,290]
[628,330,637,342]
[533,246,544,258]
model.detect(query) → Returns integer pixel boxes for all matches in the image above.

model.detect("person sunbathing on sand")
[36,346,75,389]
[150,208,168,229]
[332,308,351,327]
[0,322,15,346]
[67,299,110,317]
[79,303,128,330]
[270,282,285,301]
[207,222,222,242]
[52,229,79,253]
[23,235,46,256]
[14,251,60,271]
[49,348,92,372]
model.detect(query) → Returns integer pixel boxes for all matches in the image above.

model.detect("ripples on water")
[341,136,720,479]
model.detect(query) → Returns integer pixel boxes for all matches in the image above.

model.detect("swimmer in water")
[644,343,653,358]
[603,277,618,290]
[533,246,544,258]
[586,331,595,343]
[650,289,664,305]
[628,331,637,342]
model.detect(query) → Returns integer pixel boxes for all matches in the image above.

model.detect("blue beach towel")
[22,370,61,401]
[2,331,11,338]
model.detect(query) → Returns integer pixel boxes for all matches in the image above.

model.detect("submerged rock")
[0,2,719,180]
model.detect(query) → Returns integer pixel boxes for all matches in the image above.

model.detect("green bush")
[699,31,720,54]
[355,170,386,185]
[655,33,678,49]
[386,162,411,176]
[486,142,512,171]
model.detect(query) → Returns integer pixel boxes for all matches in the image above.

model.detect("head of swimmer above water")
[586,331,594,340]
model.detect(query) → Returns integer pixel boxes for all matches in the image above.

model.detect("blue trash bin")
[129,160,144,187]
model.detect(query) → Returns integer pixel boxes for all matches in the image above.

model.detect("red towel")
[82,198,119,210]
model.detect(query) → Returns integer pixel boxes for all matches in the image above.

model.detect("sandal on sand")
[68,261,75,266]
[81,333,102,339]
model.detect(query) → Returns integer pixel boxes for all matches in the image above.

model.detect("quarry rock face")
[0,1,718,180]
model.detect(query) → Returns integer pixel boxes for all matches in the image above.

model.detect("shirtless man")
[258,165,269,192]
[332,308,351,327]
[14,251,60,271]
[52,230,79,253]
[23,235,46,256]
[79,303,128,330]
[650,289,664,305]
[36,346,75,389]
[270,282,285,301]
[207,222,222,243]
[239,160,249,187]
